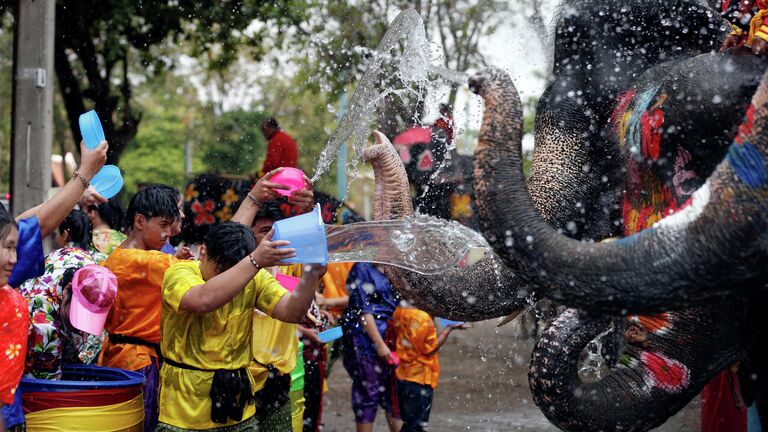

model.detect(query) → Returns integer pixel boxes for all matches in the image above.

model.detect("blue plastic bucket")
[272,204,328,265]
[78,110,105,150]
[317,326,343,343]
[90,165,124,199]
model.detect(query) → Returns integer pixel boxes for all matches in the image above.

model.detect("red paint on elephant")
[640,108,664,160]
[735,104,755,145]
[641,351,690,393]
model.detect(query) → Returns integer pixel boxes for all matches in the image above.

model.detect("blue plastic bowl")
[272,204,328,265]
[90,165,123,199]
[78,110,105,150]
[317,326,343,343]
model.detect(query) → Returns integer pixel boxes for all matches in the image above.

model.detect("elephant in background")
[361,0,768,430]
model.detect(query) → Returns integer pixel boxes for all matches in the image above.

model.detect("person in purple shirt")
[341,262,402,432]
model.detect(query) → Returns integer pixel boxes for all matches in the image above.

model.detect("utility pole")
[10,0,55,216]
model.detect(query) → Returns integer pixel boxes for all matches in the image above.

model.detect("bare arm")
[230,169,289,226]
[425,326,459,356]
[316,293,349,309]
[271,265,326,323]
[362,313,391,359]
[179,229,295,314]
[16,141,107,237]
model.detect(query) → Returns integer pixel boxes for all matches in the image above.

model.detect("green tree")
[0,0,309,164]
[204,110,266,175]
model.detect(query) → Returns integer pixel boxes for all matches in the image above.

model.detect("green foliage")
[205,110,265,175]
[119,73,207,198]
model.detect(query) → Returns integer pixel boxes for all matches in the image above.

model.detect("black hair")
[0,201,17,243]
[204,222,256,273]
[126,184,180,228]
[95,197,127,232]
[252,201,287,224]
[59,209,92,250]
[60,267,78,295]
[261,117,279,130]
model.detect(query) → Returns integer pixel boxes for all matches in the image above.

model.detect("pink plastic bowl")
[275,272,300,292]
[270,167,306,197]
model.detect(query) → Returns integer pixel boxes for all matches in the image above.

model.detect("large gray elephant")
[360,0,768,430]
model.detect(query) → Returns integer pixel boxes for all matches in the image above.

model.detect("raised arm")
[179,229,295,314]
[16,141,107,236]
[230,169,288,226]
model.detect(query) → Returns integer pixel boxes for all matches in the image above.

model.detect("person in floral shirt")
[87,197,127,256]
[18,210,106,380]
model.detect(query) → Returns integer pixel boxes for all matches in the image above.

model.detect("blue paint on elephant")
[626,86,662,159]
[726,141,768,188]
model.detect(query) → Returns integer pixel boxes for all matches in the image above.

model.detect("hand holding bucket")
[271,204,328,265]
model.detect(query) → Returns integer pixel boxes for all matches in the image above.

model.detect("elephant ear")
[530,299,747,432]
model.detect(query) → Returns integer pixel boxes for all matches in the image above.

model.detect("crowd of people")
[0,114,465,432]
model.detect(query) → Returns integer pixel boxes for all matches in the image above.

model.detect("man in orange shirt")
[260,117,298,176]
[392,306,465,432]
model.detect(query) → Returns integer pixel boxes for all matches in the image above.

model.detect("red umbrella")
[392,126,432,146]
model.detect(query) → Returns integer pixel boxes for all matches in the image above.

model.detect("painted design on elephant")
[184,183,199,202]
[622,158,679,236]
[613,85,664,159]
[640,351,691,393]
[628,312,672,336]
[727,141,768,188]
[450,192,473,220]
[191,199,216,225]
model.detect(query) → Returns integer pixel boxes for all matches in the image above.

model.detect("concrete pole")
[10,0,55,217]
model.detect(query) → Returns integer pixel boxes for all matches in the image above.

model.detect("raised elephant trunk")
[361,131,529,321]
[364,131,413,219]
[530,303,746,431]
[471,67,768,314]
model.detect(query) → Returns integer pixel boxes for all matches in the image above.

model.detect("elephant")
[358,0,768,430]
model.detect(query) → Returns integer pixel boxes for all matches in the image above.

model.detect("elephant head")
[469,62,764,430]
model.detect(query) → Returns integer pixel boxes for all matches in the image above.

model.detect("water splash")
[312,9,432,182]
[325,214,491,275]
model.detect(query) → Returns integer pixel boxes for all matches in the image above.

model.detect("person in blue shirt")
[341,262,402,432]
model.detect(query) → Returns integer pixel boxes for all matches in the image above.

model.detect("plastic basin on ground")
[20,364,145,431]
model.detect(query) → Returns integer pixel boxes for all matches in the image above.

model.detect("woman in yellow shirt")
[157,220,325,432]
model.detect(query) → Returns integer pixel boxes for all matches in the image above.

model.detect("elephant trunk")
[530,304,746,431]
[363,131,414,220]
[471,67,768,314]
[361,131,529,321]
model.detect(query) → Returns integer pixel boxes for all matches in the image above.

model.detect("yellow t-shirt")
[249,264,303,391]
[158,261,288,429]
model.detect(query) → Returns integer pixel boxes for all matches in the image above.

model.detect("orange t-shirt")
[321,262,354,317]
[393,308,440,388]
[100,247,179,371]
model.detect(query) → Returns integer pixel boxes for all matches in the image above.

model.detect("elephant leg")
[529,300,747,432]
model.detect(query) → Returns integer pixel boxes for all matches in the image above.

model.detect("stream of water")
[325,215,491,275]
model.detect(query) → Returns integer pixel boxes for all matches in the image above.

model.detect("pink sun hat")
[69,265,118,335]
